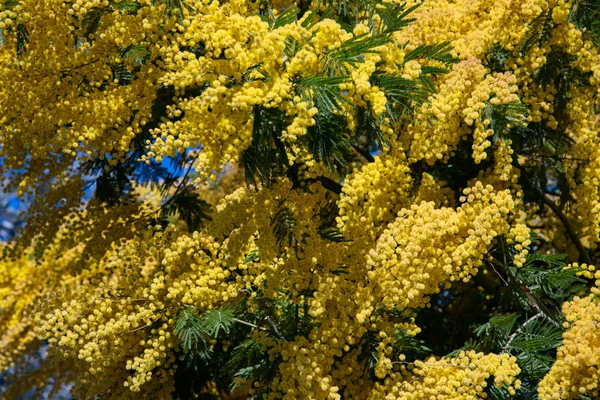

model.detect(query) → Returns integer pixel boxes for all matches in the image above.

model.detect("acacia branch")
[539,191,592,265]
[501,313,544,354]
[353,145,375,162]
[306,176,343,195]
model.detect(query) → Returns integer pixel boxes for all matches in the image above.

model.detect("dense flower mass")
[0,0,599,398]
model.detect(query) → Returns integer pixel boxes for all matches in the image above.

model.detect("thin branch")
[539,191,592,265]
[353,144,375,162]
[265,316,287,342]
[307,176,343,195]
[501,313,543,354]
[232,317,268,331]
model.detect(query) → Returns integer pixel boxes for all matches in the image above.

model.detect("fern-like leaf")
[174,307,213,362]
[296,75,350,114]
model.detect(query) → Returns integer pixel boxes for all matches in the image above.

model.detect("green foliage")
[296,75,349,114]
[520,9,555,55]
[161,187,212,232]
[321,32,391,76]
[533,47,591,121]
[370,73,432,121]
[262,5,299,29]
[241,106,288,188]
[16,23,27,57]
[270,201,297,250]
[403,41,457,66]
[485,45,512,73]
[516,253,586,300]
[482,101,528,139]
[569,0,600,48]
[174,308,213,363]
[305,114,353,169]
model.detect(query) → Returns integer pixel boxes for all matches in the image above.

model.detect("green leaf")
[366,1,418,35]
[296,75,350,114]
[161,187,212,232]
[370,73,432,121]
[318,226,345,242]
[110,0,142,13]
[243,63,270,83]
[243,248,260,264]
[520,9,554,55]
[241,106,288,188]
[569,0,600,48]
[305,113,353,170]
[321,33,391,76]
[270,202,296,249]
[201,308,236,338]
[481,101,529,140]
[403,41,458,66]
[113,63,132,85]
[16,23,28,57]
[474,313,520,339]
[273,6,298,29]
[174,307,213,361]
[510,317,562,353]
[485,45,512,72]
[122,44,150,66]
[81,7,107,40]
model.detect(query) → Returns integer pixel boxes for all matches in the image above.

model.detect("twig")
[265,317,287,342]
[489,261,508,286]
[501,313,543,354]
[231,318,267,331]
[539,191,592,265]
[501,310,561,354]
[353,145,375,162]
[309,176,342,195]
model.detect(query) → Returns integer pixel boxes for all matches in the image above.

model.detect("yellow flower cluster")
[538,285,600,399]
[29,224,237,397]
[2,0,600,398]
[366,182,525,310]
[337,151,412,243]
[369,351,521,399]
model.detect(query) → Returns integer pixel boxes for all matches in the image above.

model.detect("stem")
[502,314,538,353]
[501,311,561,354]
[539,191,592,265]
[232,318,267,331]
[310,176,342,195]
[265,317,287,342]
[353,145,375,162]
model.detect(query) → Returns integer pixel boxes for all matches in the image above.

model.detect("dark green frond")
[274,6,298,29]
[16,23,28,57]
[569,0,600,48]
[243,63,270,83]
[520,9,554,55]
[474,313,520,345]
[403,41,458,66]
[241,106,288,188]
[110,0,142,13]
[243,249,260,264]
[367,1,417,35]
[305,114,353,170]
[321,33,391,76]
[201,308,236,338]
[370,73,432,122]
[481,101,528,139]
[510,317,562,353]
[270,202,296,249]
[485,45,512,72]
[296,75,350,114]
[318,226,345,242]
[174,307,213,362]
[161,188,212,232]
